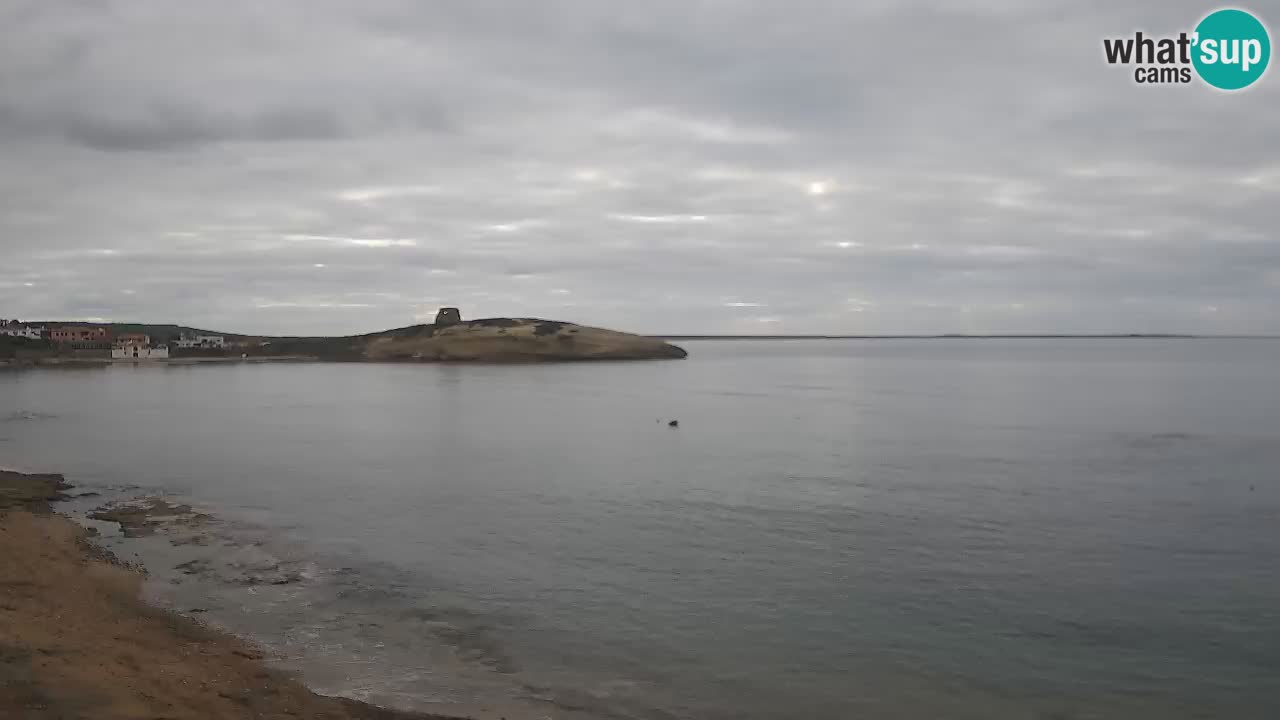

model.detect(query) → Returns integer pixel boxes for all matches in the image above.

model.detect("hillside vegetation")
[6,318,687,363]
[363,318,687,362]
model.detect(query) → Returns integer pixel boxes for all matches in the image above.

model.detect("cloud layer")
[2,0,1277,335]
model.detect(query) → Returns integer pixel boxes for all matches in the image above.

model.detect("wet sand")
[0,469,467,720]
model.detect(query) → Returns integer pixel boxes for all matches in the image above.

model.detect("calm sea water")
[3,339,1279,719]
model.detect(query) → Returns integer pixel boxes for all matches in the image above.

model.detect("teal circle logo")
[1192,8,1271,90]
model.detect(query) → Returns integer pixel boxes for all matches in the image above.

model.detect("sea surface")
[3,339,1279,719]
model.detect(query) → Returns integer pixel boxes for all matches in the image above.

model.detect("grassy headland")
[3,318,687,364]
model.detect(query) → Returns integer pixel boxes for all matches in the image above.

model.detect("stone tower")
[434,307,461,327]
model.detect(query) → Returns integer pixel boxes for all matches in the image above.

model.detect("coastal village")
[1,310,688,365]
[0,319,233,362]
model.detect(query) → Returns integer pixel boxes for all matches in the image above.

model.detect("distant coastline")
[1,310,688,364]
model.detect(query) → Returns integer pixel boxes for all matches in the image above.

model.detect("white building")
[175,333,225,349]
[113,333,169,360]
[0,322,46,340]
[112,344,169,360]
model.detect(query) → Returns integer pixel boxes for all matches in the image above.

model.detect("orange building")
[114,333,150,347]
[48,326,110,348]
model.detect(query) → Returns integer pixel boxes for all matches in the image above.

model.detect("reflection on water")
[4,339,1280,719]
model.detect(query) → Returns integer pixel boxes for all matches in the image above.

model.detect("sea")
[2,339,1279,719]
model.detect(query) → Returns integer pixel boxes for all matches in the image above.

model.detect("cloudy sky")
[1,0,1277,336]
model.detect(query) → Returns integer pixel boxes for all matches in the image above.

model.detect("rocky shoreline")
[0,469,469,720]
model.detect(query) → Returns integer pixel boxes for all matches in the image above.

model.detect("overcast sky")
[1,1,1277,336]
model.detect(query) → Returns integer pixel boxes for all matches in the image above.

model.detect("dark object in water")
[668,420,679,427]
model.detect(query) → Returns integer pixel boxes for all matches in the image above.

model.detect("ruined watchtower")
[434,307,462,327]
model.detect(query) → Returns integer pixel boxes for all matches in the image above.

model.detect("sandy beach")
[0,469,466,720]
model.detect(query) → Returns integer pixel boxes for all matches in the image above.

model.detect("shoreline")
[0,355,318,368]
[0,469,469,720]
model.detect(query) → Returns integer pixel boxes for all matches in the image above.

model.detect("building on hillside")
[115,333,150,346]
[435,307,462,326]
[112,344,169,360]
[49,325,109,348]
[0,321,46,340]
[112,333,168,360]
[175,333,225,349]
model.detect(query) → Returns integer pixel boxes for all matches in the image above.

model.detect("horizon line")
[7,320,1280,341]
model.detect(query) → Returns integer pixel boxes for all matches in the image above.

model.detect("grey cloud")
[1,0,1278,335]
[44,102,347,151]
